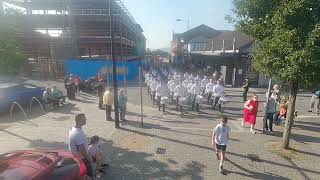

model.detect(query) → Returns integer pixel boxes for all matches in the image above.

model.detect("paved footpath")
[0,76,319,180]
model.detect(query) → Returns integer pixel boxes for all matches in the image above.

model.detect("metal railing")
[10,102,28,119]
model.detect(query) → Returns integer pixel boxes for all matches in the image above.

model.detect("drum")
[178,97,189,105]
[161,96,169,105]
[218,96,231,105]
[195,95,203,104]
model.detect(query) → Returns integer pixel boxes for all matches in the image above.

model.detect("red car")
[0,150,87,180]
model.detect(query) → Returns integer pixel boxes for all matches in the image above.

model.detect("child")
[212,116,231,173]
[88,136,109,174]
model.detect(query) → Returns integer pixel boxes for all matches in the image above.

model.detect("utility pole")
[110,0,120,128]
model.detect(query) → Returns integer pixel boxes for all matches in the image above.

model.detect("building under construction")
[2,0,146,61]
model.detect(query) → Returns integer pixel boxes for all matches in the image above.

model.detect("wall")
[64,59,141,81]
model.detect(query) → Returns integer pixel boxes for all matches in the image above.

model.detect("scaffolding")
[2,0,146,61]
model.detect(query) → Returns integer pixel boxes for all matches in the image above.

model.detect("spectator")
[264,93,277,133]
[43,87,59,109]
[74,75,81,96]
[242,78,249,101]
[118,89,128,121]
[68,113,94,179]
[97,81,105,109]
[103,88,114,121]
[308,88,320,115]
[242,94,259,134]
[51,86,65,105]
[88,135,109,175]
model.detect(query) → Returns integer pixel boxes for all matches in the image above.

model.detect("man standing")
[242,78,249,101]
[211,116,231,173]
[103,88,114,121]
[308,88,320,115]
[69,113,94,178]
[264,93,278,133]
[97,81,105,109]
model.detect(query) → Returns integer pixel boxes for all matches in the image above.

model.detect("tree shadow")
[97,137,206,179]
[224,159,291,180]
[268,131,320,144]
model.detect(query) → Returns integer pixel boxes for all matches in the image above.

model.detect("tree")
[231,0,320,149]
[0,13,26,74]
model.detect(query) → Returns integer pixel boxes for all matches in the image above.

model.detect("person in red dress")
[241,94,259,134]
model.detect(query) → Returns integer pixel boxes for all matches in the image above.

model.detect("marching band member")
[190,80,202,110]
[174,81,187,109]
[156,81,169,111]
[206,79,215,104]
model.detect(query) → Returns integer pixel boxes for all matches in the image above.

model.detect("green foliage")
[232,0,320,86]
[0,15,26,74]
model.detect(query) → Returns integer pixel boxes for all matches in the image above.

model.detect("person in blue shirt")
[308,88,320,115]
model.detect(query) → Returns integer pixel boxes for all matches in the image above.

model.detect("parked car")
[0,150,87,180]
[0,83,45,113]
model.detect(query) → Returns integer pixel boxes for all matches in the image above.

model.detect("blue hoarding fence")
[65,59,145,81]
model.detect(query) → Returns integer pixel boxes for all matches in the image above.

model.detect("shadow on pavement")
[225,158,291,180]
[98,137,206,179]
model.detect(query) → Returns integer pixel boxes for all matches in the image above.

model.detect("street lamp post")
[176,18,190,31]
[110,0,120,128]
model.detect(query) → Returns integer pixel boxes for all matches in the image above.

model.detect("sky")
[122,0,235,50]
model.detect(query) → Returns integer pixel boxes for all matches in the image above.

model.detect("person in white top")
[168,80,178,103]
[187,80,194,94]
[201,76,210,95]
[146,76,154,94]
[174,81,186,109]
[206,79,215,104]
[212,80,225,111]
[184,72,189,80]
[190,81,202,110]
[156,81,169,111]
[211,116,230,173]
[167,77,174,87]
[150,78,160,104]
[182,78,190,88]
[188,73,194,81]
[69,113,94,178]
[194,75,201,82]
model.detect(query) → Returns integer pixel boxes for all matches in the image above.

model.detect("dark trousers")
[212,96,221,111]
[98,94,103,109]
[264,113,274,131]
[207,92,212,104]
[158,96,161,110]
[106,105,112,120]
[243,88,249,101]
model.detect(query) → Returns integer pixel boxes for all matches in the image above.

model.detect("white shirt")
[150,81,159,91]
[187,83,194,93]
[201,78,209,88]
[213,123,230,145]
[146,78,154,86]
[156,84,168,97]
[174,85,186,96]
[194,76,201,82]
[168,82,178,91]
[182,79,189,88]
[167,80,174,87]
[190,83,202,95]
[69,126,88,159]
[184,73,189,80]
[206,83,214,93]
[213,84,224,97]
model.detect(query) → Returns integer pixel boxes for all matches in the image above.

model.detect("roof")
[175,24,220,43]
[208,31,254,51]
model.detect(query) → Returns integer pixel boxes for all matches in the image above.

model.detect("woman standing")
[241,94,259,134]
[118,89,128,121]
